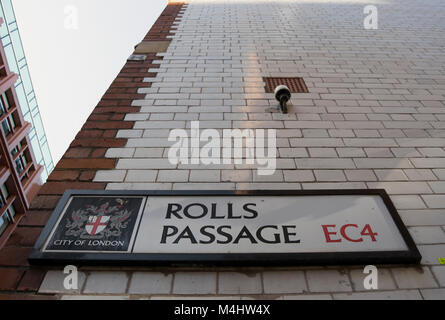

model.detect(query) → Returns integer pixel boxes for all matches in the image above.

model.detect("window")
[0,92,8,114]
[0,91,16,137]
[0,8,8,38]
[4,43,18,74]
[0,212,9,236]
[0,183,15,237]
[15,83,29,115]
[11,142,27,175]
[11,142,28,175]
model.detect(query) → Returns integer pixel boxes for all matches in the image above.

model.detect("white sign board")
[133,195,407,254]
[30,190,421,266]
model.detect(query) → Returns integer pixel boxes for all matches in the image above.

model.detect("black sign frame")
[29,189,421,266]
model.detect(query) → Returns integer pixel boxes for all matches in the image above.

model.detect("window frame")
[0,183,16,238]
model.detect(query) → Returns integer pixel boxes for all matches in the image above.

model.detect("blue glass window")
[15,83,29,114]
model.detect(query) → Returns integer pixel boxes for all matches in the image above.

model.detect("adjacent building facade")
[0,0,444,299]
[0,0,54,182]
[0,15,43,248]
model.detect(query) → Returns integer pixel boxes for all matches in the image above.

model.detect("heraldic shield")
[45,196,145,252]
[86,216,110,236]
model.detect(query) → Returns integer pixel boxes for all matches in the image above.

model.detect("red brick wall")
[0,2,186,298]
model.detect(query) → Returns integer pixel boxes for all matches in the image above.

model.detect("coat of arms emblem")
[65,200,133,240]
[44,196,144,252]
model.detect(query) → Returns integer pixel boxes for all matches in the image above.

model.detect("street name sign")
[29,190,421,266]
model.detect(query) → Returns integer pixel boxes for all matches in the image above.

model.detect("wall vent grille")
[264,77,309,93]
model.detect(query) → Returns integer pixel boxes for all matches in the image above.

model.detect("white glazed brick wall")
[50,0,445,299]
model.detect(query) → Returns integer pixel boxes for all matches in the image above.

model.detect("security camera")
[274,85,291,114]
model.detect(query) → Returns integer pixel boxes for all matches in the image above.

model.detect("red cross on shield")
[85,216,110,236]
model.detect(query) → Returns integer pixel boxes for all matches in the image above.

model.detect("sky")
[12,0,166,163]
